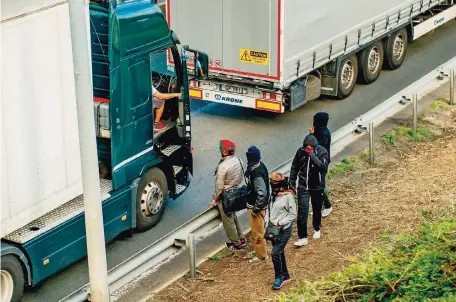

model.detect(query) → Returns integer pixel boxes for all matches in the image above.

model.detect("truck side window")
[150,48,178,94]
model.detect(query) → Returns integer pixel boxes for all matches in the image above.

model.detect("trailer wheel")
[1,255,24,302]
[358,41,384,84]
[135,168,168,232]
[337,55,358,99]
[384,28,408,70]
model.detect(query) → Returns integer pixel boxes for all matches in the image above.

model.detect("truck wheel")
[358,41,384,84]
[1,255,24,302]
[384,28,408,70]
[337,55,358,99]
[135,168,168,232]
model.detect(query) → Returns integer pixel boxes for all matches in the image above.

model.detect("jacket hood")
[313,112,329,128]
[303,135,318,147]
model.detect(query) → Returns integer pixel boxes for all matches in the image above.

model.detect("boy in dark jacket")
[289,135,329,246]
[245,146,269,263]
[310,112,333,217]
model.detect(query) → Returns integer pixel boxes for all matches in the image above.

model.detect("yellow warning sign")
[239,48,269,66]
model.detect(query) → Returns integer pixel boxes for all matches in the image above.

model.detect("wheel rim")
[393,34,405,60]
[1,270,14,302]
[140,181,163,217]
[341,60,354,89]
[368,46,381,74]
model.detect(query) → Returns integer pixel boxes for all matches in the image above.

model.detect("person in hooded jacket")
[310,112,333,217]
[245,146,270,264]
[289,135,329,247]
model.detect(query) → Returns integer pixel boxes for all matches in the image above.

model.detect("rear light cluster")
[262,92,277,100]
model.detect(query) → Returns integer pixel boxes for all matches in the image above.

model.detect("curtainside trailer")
[168,0,456,113]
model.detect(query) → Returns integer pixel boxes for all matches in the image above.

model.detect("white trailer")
[1,0,84,238]
[168,0,456,113]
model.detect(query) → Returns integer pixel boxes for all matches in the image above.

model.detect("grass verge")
[278,216,456,302]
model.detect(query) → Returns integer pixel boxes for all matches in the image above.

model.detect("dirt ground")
[153,100,456,302]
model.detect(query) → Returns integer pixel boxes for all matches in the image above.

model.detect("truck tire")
[1,255,24,302]
[306,74,321,101]
[358,41,384,84]
[384,28,408,70]
[337,55,358,99]
[135,168,168,232]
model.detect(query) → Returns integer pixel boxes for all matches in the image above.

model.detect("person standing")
[310,112,333,217]
[210,140,246,250]
[289,135,329,247]
[266,172,297,290]
[245,146,269,264]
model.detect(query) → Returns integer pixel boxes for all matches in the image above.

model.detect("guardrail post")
[413,93,418,131]
[450,69,454,105]
[369,122,375,167]
[188,234,196,278]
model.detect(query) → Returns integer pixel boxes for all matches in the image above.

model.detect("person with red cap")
[211,140,247,250]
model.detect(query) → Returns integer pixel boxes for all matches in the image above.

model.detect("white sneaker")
[313,230,321,239]
[293,238,308,247]
[322,207,333,217]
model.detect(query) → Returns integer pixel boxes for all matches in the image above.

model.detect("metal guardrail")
[61,56,456,302]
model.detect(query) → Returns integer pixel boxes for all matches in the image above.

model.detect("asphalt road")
[23,21,456,302]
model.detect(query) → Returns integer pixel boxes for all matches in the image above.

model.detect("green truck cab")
[0,1,208,301]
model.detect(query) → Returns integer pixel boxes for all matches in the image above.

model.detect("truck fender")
[1,242,32,286]
[129,178,141,229]
[139,157,175,196]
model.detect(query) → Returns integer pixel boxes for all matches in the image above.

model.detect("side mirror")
[183,45,209,81]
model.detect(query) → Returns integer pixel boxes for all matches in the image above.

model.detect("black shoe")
[226,242,244,250]
[239,238,247,248]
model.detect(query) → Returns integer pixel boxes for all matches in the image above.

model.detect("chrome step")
[161,145,181,157]
[173,165,183,175]
[175,184,186,195]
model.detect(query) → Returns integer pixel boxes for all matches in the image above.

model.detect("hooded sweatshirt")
[289,135,329,191]
[312,112,331,161]
[245,146,269,212]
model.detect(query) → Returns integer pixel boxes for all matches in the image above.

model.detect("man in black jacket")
[245,146,269,263]
[289,135,329,247]
[310,112,333,217]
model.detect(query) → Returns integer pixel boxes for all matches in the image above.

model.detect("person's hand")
[276,221,281,227]
[309,126,315,134]
[305,145,314,154]
[210,199,217,207]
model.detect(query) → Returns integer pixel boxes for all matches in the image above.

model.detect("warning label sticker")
[239,48,269,65]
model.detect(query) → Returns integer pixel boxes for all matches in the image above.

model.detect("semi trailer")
[0,0,208,301]
[168,0,456,113]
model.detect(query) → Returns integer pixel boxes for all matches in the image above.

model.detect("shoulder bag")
[221,158,248,214]
[264,196,282,244]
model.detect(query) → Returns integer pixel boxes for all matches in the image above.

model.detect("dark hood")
[303,135,318,147]
[313,112,329,128]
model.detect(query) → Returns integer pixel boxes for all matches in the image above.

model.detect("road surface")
[23,20,456,302]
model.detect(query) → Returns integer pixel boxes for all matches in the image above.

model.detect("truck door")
[108,2,171,188]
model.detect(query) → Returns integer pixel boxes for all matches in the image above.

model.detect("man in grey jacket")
[211,140,246,250]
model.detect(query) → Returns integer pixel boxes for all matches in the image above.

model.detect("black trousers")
[297,189,324,239]
[271,225,292,280]
[322,172,332,209]
[323,191,331,209]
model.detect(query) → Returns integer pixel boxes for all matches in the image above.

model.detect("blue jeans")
[297,189,324,239]
[271,225,292,280]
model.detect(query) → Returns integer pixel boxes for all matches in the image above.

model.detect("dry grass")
[153,102,456,302]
